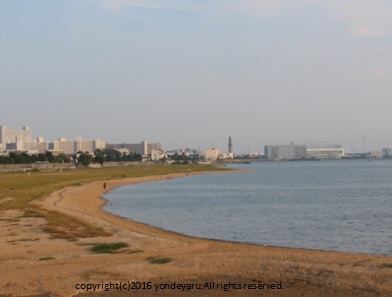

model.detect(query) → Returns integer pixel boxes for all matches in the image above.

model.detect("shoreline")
[1,171,392,296]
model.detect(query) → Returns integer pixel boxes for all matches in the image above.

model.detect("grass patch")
[128,249,144,254]
[23,208,44,218]
[379,263,392,269]
[90,242,129,253]
[43,210,110,240]
[38,256,54,261]
[147,257,172,264]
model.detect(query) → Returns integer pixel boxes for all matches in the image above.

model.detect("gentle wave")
[103,160,392,255]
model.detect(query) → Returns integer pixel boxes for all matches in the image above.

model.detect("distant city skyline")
[0,124,388,155]
[1,1,391,153]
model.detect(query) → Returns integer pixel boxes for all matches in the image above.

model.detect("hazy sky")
[1,0,391,153]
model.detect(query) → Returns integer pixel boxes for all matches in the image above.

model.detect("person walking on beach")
[103,182,107,190]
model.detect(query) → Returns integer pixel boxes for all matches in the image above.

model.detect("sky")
[1,0,391,154]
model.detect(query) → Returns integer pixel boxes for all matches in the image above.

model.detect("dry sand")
[1,172,392,297]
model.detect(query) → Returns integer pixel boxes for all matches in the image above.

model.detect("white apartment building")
[76,137,106,153]
[52,137,106,155]
[0,126,32,151]
[202,148,221,161]
[24,137,49,154]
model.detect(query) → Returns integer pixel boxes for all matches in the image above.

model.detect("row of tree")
[0,151,70,164]
[0,149,143,165]
[77,149,142,166]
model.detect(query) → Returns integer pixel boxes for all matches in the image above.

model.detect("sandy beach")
[1,172,392,297]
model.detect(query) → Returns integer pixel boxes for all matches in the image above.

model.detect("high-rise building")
[24,137,49,154]
[0,126,32,151]
[51,137,106,155]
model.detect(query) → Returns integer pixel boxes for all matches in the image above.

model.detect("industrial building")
[265,143,345,160]
[305,148,345,159]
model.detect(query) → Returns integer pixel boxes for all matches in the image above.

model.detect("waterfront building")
[202,148,221,161]
[382,147,392,158]
[370,151,383,159]
[304,143,345,159]
[264,144,306,160]
[305,148,345,159]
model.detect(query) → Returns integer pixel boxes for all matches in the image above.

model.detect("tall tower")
[228,136,233,154]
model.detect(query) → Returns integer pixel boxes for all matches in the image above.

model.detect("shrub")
[147,257,172,264]
[90,242,129,253]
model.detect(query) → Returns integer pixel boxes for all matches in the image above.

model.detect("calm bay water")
[103,160,392,255]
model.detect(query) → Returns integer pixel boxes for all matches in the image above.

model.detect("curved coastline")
[2,170,392,297]
[101,169,391,257]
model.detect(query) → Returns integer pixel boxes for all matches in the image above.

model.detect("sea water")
[103,160,392,255]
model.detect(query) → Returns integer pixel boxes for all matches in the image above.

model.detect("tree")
[94,149,105,165]
[45,151,55,162]
[54,153,70,163]
[0,156,14,164]
[9,152,32,164]
[105,148,122,162]
[77,152,94,167]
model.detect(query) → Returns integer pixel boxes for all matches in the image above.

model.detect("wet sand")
[1,172,392,297]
